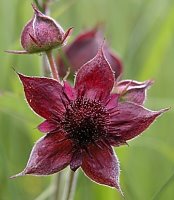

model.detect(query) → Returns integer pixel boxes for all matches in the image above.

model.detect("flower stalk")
[46,50,60,82]
[52,172,63,200]
[64,171,78,200]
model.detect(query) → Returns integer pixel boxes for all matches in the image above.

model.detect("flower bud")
[6,5,72,54]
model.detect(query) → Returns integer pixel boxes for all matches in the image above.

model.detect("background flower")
[57,26,122,79]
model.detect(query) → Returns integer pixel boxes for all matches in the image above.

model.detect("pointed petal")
[114,80,153,104]
[109,102,168,142]
[57,27,100,77]
[104,49,123,79]
[61,27,73,45]
[13,132,73,176]
[5,50,29,54]
[63,81,77,101]
[82,143,121,190]
[38,120,58,133]
[75,47,115,100]
[70,149,82,171]
[18,73,67,119]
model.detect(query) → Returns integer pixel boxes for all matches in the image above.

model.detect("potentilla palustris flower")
[12,47,167,193]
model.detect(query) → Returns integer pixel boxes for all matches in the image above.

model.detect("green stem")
[46,50,60,82]
[151,170,174,200]
[52,172,62,200]
[34,186,54,200]
[34,0,44,12]
[64,170,78,200]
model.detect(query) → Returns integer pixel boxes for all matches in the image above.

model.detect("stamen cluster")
[63,98,109,148]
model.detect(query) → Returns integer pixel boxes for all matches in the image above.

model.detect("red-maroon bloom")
[57,27,122,79]
[6,5,72,54]
[13,48,166,192]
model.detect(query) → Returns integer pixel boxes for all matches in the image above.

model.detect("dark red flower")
[6,5,72,54]
[13,48,167,192]
[57,27,122,79]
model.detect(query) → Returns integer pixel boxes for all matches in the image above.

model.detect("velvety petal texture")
[18,73,67,119]
[13,132,73,176]
[75,48,115,100]
[82,143,121,190]
[63,81,77,101]
[109,102,167,142]
[57,27,122,79]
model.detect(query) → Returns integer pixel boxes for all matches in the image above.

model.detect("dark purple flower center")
[62,98,109,148]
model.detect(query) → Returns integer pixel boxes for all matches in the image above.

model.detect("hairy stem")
[41,54,50,77]
[46,50,60,82]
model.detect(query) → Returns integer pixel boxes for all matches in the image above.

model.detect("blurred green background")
[0,0,174,199]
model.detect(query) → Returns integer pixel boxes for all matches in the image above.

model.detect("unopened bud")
[6,5,72,54]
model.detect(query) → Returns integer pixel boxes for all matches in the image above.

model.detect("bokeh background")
[0,0,174,199]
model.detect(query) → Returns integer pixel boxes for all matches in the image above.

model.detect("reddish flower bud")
[57,26,122,79]
[6,5,72,54]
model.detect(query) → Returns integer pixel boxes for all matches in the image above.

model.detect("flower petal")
[109,102,168,142]
[105,93,119,110]
[70,149,82,171]
[38,120,58,133]
[81,143,121,190]
[61,27,74,45]
[75,48,115,100]
[104,49,123,79]
[12,132,73,176]
[18,73,67,119]
[5,50,29,54]
[63,81,77,101]
[114,80,153,104]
